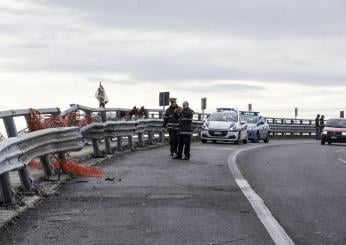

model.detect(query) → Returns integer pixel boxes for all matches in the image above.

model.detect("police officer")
[163,98,180,156]
[320,115,325,133]
[173,101,194,160]
[315,114,320,140]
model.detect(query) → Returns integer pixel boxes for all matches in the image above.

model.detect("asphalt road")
[0,143,273,245]
[237,141,346,245]
[1,140,345,245]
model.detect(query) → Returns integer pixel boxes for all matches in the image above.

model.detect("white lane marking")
[228,146,295,245]
[335,149,345,153]
[338,158,346,164]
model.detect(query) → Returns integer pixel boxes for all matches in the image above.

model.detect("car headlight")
[322,131,328,135]
[202,122,209,130]
[342,132,346,136]
[229,126,239,132]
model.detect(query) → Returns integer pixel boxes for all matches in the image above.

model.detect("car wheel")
[264,134,270,143]
[235,132,242,145]
[201,139,207,144]
[321,140,325,145]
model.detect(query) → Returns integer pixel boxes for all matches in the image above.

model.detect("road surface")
[0,140,345,244]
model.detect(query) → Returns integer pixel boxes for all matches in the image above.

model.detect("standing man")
[320,115,325,133]
[315,114,320,140]
[174,101,194,160]
[163,98,180,157]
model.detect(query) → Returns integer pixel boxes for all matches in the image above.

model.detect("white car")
[200,108,248,144]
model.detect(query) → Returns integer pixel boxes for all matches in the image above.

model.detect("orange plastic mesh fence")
[25,106,93,131]
[28,155,105,177]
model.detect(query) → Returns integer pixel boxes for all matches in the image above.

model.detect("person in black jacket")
[320,115,325,133]
[173,101,194,160]
[315,114,320,140]
[163,98,180,156]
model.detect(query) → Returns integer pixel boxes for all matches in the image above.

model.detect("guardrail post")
[40,155,54,177]
[101,109,113,154]
[137,132,144,147]
[3,116,33,192]
[128,136,135,151]
[92,139,104,158]
[148,130,154,145]
[117,136,123,151]
[0,173,15,204]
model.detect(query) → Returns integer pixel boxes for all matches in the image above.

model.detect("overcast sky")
[0,0,345,119]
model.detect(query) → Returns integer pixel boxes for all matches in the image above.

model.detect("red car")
[321,119,346,145]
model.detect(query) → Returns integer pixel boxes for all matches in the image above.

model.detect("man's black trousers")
[177,134,192,158]
[168,129,179,154]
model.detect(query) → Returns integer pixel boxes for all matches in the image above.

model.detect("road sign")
[248,104,252,112]
[201,98,207,111]
[295,107,298,119]
[159,92,169,107]
[341,111,345,118]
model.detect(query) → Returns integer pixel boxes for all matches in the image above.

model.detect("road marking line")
[338,158,346,164]
[228,145,295,245]
[335,149,345,153]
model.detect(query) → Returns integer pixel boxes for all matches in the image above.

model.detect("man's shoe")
[173,156,182,160]
[183,156,190,160]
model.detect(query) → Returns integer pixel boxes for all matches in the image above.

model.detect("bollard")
[0,173,15,204]
[137,132,144,147]
[40,155,54,177]
[117,136,123,151]
[3,116,33,192]
[92,138,104,158]
[128,135,135,151]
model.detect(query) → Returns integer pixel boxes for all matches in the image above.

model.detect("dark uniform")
[164,105,180,156]
[320,115,325,133]
[176,107,194,160]
[315,114,320,140]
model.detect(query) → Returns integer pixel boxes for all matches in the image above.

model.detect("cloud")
[0,0,345,118]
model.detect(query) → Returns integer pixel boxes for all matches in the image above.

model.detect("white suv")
[201,108,248,144]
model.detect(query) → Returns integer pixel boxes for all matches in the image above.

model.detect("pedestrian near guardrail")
[173,101,194,161]
[163,98,181,157]
[315,114,321,139]
[320,115,325,133]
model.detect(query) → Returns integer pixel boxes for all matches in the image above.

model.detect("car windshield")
[326,119,346,128]
[243,115,258,124]
[208,112,238,122]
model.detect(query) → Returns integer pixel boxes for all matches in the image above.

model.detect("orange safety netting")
[26,107,103,177]
[28,156,105,177]
[25,106,93,131]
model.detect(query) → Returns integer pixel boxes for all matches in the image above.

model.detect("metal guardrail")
[0,110,203,205]
[0,127,83,204]
[0,103,325,205]
[266,117,316,136]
